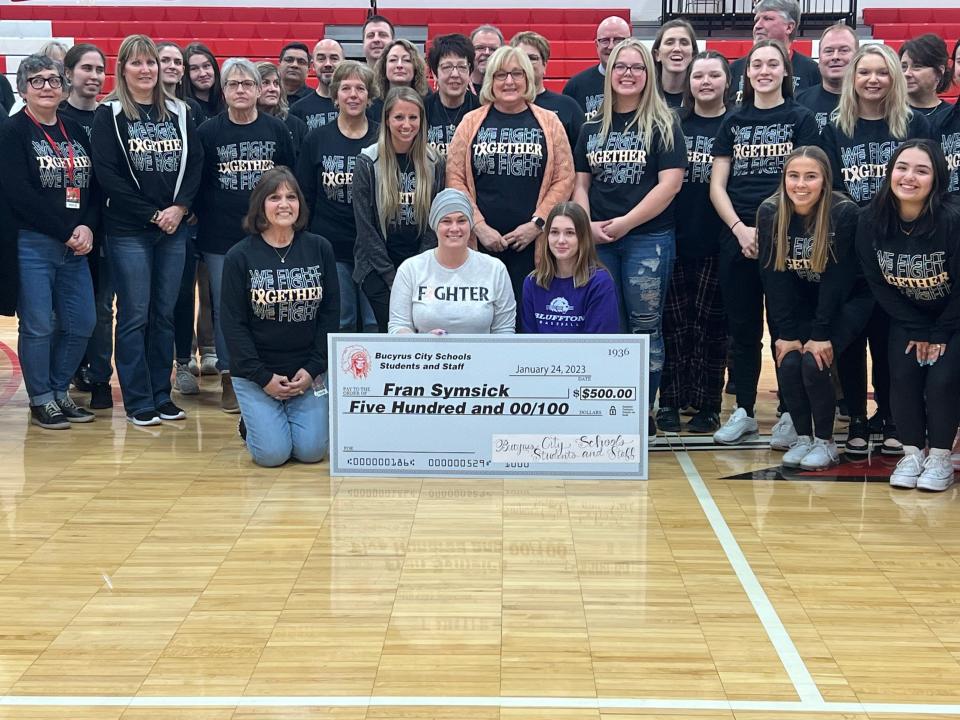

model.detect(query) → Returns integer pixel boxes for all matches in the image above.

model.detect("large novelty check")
[329,334,649,479]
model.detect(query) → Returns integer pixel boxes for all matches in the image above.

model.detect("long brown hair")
[532,202,605,289]
[741,39,794,107]
[764,146,847,274]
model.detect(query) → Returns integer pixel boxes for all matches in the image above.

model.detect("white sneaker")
[713,407,759,445]
[917,454,956,492]
[890,451,926,489]
[770,412,798,450]
[782,435,813,468]
[800,438,840,471]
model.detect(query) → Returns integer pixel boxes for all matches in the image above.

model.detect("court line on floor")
[675,450,824,704]
[6,695,960,713]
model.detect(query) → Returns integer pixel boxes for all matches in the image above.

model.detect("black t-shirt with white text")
[471,107,547,235]
[386,153,422,268]
[821,112,931,206]
[712,99,820,221]
[574,111,687,234]
[196,112,296,254]
[939,102,960,194]
[0,111,97,242]
[795,84,839,133]
[295,120,379,262]
[424,91,480,157]
[675,111,727,258]
[535,89,584,151]
[562,65,605,120]
[289,93,338,132]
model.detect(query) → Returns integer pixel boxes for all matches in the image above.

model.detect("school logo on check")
[341,345,372,380]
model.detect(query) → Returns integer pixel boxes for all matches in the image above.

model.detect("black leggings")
[717,230,764,415]
[837,304,892,421]
[887,325,960,449]
[362,272,391,333]
[774,294,872,439]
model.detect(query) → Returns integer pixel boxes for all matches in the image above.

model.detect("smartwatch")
[531,215,545,231]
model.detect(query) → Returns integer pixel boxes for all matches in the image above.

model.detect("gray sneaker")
[770,412,798,450]
[800,438,840,471]
[174,362,200,395]
[713,408,759,445]
[781,436,813,468]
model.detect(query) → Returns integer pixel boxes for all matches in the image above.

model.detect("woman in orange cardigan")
[446,45,574,325]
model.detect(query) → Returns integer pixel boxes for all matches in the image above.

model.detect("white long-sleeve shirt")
[388,249,516,334]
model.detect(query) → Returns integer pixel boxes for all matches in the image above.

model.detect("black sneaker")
[71,367,92,393]
[656,406,681,432]
[128,410,161,426]
[238,416,247,443]
[57,395,95,423]
[687,409,720,434]
[157,401,186,421]
[845,416,870,457]
[30,401,71,430]
[89,382,113,410]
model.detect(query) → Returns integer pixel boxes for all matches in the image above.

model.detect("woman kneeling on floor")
[220,167,340,467]
[758,146,871,471]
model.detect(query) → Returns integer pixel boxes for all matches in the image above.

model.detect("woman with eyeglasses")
[709,39,819,446]
[424,34,480,157]
[90,35,203,426]
[196,58,296,413]
[573,39,687,439]
[447,46,574,324]
[256,62,309,156]
[0,55,98,429]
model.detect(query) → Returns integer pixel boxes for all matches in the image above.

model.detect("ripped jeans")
[597,228,675,407]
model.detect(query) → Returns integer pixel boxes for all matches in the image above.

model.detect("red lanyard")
[25,108,76,187]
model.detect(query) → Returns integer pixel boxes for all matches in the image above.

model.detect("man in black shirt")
[511,31,584,150]
[796,24,858,132]
[562,15,631,119]
[279,43,312,104]
[728,0,821,105]
[470,25,504,95]
[290,39,343,131]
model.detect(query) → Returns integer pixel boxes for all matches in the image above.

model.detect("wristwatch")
[531,215,545,231]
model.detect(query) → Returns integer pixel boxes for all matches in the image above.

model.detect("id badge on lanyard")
[65,186,80,210]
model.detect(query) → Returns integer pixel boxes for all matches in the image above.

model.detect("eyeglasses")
[27,75,63,90]
[596,37,628,47]
[439,62,470,75]
[225,79,257,91]
[493,69,525,82]
[612,62,647,75]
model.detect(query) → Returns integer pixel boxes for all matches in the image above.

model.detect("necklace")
[438,97,467,133]
[265,235,294,262]
[899,220,916,236]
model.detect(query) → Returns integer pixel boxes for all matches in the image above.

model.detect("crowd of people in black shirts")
[1,0,960,487]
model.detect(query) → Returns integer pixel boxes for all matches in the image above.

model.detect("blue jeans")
[597,228,675,407]
[336,261,377,332]
[17,230,96,405]
[232,375,330,467]
[108,227,187,415]
[86,245,115,384]
[202,251,229,372]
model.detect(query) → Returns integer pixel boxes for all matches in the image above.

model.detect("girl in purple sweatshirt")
[521,202,620,334]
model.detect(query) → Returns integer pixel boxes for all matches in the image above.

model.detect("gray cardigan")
[351,143,445,287]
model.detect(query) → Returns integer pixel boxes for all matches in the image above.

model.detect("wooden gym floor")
[1,316,959,720]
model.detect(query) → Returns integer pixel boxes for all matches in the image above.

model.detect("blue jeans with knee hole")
[232,375,330,467]
[108,227,187,415]
[17,230,96,405]
[596,228,675,408]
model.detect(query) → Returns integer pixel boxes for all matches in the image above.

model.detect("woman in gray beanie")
[388,189,516,334]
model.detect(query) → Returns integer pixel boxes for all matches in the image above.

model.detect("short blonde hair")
[479,46,536,105]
